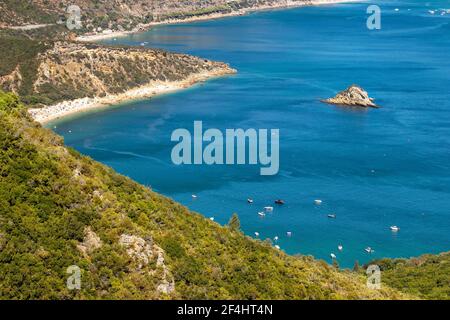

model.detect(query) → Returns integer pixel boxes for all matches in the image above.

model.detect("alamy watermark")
[367,5,381,30]
[66,5,82,30]
[171,121,279,176]
[66,265,81,290]
[366,264,381,289]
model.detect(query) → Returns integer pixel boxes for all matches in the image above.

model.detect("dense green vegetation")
[366,253,450,300]
[0,91,410,300]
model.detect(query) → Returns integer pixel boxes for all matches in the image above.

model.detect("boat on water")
[314,199,322,205]
[328,214,336,219]
[286,231,292,237]
[330,253,337,259]
[247,198,254,204]
[264,206,274,212]
[258,212,266,217]
[275,245,281,250]
[338,245,343,251]
[365,247,375,254]
[254,232,260,237]
[274,236,279,241]
[192,194,197,199]
[275,199,285,205]
[390,226,400,232]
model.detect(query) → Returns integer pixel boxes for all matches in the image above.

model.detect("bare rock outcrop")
[322,85,378,108]
[119,234,175,295]
[77,227,102,255]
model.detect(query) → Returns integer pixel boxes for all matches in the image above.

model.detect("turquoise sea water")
[53,0,450,267]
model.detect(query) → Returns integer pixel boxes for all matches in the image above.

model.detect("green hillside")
[0,91,408,300]
[367,252,450,300]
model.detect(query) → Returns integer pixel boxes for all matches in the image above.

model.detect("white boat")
[254,232,260,237]
[390,226,400,232]
[365,247,374,254]
[327,214,336,219]
[338,245,343,251]
[192,194,197,199]
[258,212,265,217]
[330,253,337,259]
[286,231,292,237]
[429,10,435,14]
[264,206,274,212]
[274,236,279,241]
[210,217,215,221]
[275,245,281,250]
[394,8,400,12]
[314,199,322,205]
[247,198,254,204]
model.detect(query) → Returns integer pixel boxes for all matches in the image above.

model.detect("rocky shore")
[322,85,378,108]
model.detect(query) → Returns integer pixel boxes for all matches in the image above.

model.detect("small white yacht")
[330,253,337,259]
[258,212,265,217]
[390,226,400,232]
[286,231,292,237]
[314,199,322,205]
[275,245,281,250]
[365,247,374,254]
[338,245,343,251]
[274,236,279,241]
[254,232,260,237]
[247,198,254,204]
[264,206,274,212]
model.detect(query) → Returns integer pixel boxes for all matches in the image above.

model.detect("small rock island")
[322,85,378,108]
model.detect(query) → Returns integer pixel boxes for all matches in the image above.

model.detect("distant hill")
[0,92,409,299]
[0,0,314,32]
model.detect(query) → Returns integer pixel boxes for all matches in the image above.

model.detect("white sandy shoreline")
[29,68,236,124]
[77,0,362,42]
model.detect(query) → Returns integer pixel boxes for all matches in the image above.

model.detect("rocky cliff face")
[0,39,235,106]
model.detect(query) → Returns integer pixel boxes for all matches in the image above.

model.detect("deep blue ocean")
[52,0,450,267]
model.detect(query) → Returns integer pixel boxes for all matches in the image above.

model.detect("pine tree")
[228,213,241,231]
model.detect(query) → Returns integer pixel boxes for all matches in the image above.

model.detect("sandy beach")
[29,67,236,124]
[77,0,362,42]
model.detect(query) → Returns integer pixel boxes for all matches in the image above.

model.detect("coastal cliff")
[0,36,235,122]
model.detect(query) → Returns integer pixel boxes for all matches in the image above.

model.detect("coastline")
[30,0,358,124]
[29,67,236,124]
[77,0,362,42]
